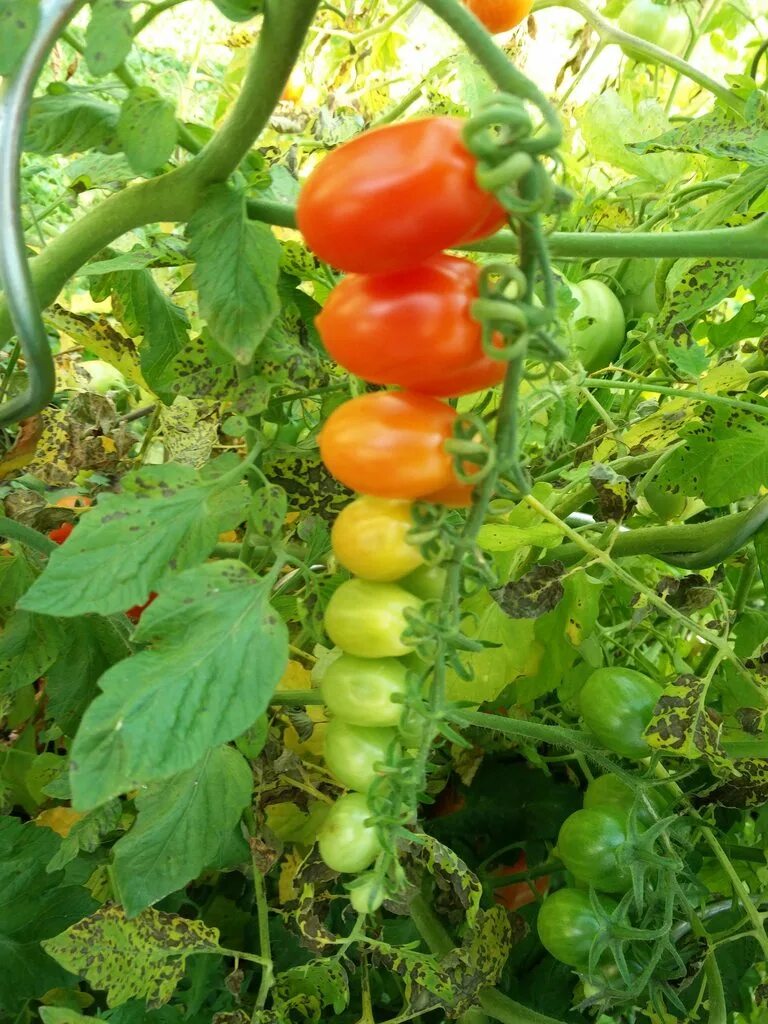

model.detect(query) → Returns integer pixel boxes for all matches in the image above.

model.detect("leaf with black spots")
[492,562,565,619]
[590,463,634,522]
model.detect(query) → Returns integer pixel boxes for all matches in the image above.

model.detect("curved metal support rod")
[0,0,87,424]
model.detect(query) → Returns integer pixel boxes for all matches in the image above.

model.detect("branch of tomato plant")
[251,853,274,1015]
[0,515,56,555]
[664,0,719,115]
[532,0,742,114]
[583,376,768,420]
[523,493,768,705]
[0,0,320,347]
[134,0,190,34]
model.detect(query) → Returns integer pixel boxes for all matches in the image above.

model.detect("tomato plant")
[317,255,506,396]
[537,889,616,968]
[464,0,533,33]
[324,578,422,658]
[297,118,505,273]
[319,391,462,499]
[580,667,662,759]
[331,497,424,582]
[320,653,408,727]
[317,792,383,873]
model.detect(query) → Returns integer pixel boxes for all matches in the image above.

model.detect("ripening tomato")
[320,654,408,727]
[54,495,93,509]
[48,522,74,545]
[617,0,690,58]
[566,280,626,371]
[324,579,422,659]
[556,808,631,893]
[492,851,549,911]
[580,667,662,760]
[319,392,460,500]
[464,0,533,33]
[421,479,475,508]
[318,792,382,873]
[324,719,399,793]
[537,888,616,967]
[317,256,506,397]
[348,871,386,914]
[331,497,424,582]
[297,117,505,273]
[126,592,158,624]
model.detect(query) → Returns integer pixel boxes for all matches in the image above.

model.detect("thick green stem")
[0,515,56,555]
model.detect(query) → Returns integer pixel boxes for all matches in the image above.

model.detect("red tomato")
[319,391,461,500]
[492,851,549,911]
[48,522,74,545]
[126,592,158,624]
[465,0,533,33]
[316,255,506,398]
[297,117,505,273]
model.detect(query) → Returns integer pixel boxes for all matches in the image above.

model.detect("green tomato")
[556,808,631,893]
[320,654,407,727]
[324,719,398,793]
[317,792,382,873]
[401,564,447,601]
[537,888,616,968]
[620,278,659,321]
[584,774,667,827]
[580,667,662,759]
[618,0,690,57]
[566,280,626,371]
[211,0,263,21]
[324,579,422,659]
[78,359,127,395]
[348,871,386,914]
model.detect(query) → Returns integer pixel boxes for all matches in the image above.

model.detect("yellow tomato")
[331,497,424,582]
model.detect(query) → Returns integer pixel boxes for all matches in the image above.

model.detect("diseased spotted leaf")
[644,674,731,772]
[42,904,220,1008]
[492,562,565,619]
[703,759,768,808]
[85,0,134,77]
[249,484,287,541]
[0,0,40,75]
[0,611,63,695]
[26,88,120,156]
[118,88,177,175]
[590,464,634,522]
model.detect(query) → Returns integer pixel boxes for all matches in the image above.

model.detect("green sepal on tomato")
[298,117,505,273]
[323,719,399,793]
[317,255,506,397]
[320,654,408,728]
[537,888,616,968]
[556,808,631,893]
[324,578,422,659]
[317,792,383,873]
[580,667,662,760]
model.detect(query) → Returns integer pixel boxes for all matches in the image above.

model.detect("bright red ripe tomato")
[465,0,533,33]
[126,592,158,624]
[317,255,506,398]
[48,522,74,545]
[492,851,549,911]
[319,392,460,500]
[297,117,505,273]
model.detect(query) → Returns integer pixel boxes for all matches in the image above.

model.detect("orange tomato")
[54,495,93,509]
[464,0,533,33]
[492,851,549,911]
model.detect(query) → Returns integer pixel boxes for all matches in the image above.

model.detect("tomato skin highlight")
[537,888,615,967]
[317,256,506,398]
[331,497,424,582]
[319,391,460,500]
[324,719,399,793]
[48,522,74,545]
[320,654,408,727]
[492,851,549,911]
[318,792,382,873]
[465,0,533,33]
[297,117,505,273]
[580,667,662,760]
[324,578,422,659]
[556,807,631,893]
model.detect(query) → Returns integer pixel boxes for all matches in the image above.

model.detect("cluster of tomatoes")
[538,667,664,966]
[296,115,515,901]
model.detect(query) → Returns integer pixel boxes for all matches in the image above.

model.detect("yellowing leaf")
[35,807,85,838]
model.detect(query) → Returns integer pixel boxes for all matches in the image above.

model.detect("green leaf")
[47,800,123,872]
[0,0,40,75]
[69,561,287,808]
[118,88,178,175]
[85,0,134,76]
[0,611,62,695]
[26,87,120,156]
[19,462,248,618]
[112,746,253,916]
[0,818,97,1012]
[39,1009,94,1024]
[42,904,220,1009]
[187,185,281,364]
[655,404,768,506]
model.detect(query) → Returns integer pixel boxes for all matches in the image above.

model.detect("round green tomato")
[317,792,381,873]
[537,888,615,968]
[567,280,626,371]
[211,0,263,21]
[580,667,662,759]
[320,654,407,727]
[78,359,127,395]
[556,808,631,893]
[618,0,690,57]
[401,564,447,601]
[585,774,667,827]
[348,871,386,914]
[324,719,398,793]
[324,579,422,659]
[621,278,659,321]
[642,475,688,522]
